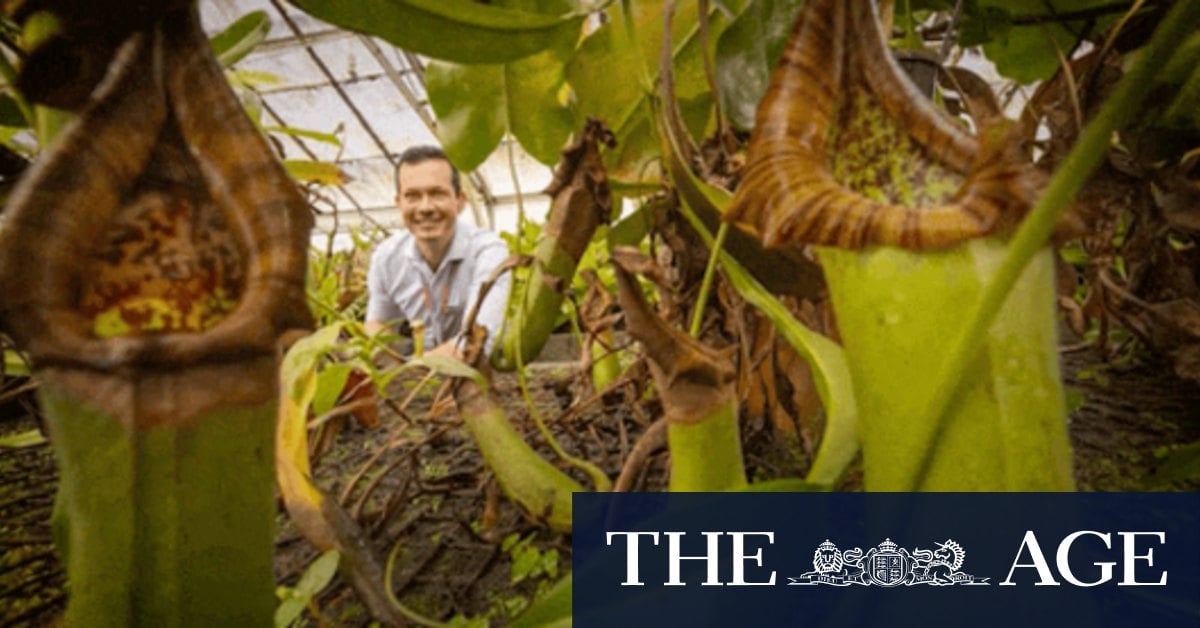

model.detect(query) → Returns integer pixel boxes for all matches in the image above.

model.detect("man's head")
[395,146,465,264]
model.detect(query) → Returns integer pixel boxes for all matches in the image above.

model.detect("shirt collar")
[405,219,470,271]
[443,219,470,264]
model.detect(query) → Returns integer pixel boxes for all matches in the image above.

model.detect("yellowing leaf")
[284,160,347,186]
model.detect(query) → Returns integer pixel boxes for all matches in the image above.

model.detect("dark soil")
[2,350,1198,626]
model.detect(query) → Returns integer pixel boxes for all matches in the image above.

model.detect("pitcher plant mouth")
[0,7,311,426]
[0,8,312,374]
[724,0,1045,252]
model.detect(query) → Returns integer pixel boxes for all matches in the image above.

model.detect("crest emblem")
[789,538,988,586]
[867,539,908,586]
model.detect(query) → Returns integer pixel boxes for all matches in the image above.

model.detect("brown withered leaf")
[543,117,615,261]
[1102,271,1200,383]
[611,246,735,426]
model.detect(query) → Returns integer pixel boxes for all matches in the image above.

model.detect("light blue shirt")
[366,220,510,353]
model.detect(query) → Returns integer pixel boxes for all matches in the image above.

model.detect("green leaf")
[511,545,540,583]
[284,160,347,186]
[282,324,346,399]
[273,598,306,628]
[210,10,271,68]
[566,1,744,182]
[608,201,654,247]
[1143,440,1200,488]
[264,125,341,146]
[0,428,47,449]
[0,94,28,128]
[425,0,575,171]
[228,68,284,88]
[504,46,575,164]
[425,61,506,172]
[541,548,559,578]
[4,349,30,376]
[964,0,1122,83]
[409,353,486,386]
[510,573,572,628]
[958,5,1011,47]
[295,550,341,598]
[1161,49,1200,129]
[1159,31,1200,86]
[714,0,805,131]
[311,362,353,417]
[286,0,585,64]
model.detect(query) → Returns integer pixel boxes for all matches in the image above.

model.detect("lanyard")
[416,259,460,343]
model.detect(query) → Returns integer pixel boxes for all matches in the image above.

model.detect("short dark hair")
[396,145,461,195]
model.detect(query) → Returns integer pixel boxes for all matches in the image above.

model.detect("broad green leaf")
[963,0,1122,83]
[566,0,744,183]
[715,0,805,130]
[210,10,271,68]
[426,44,573,169]
[286,0,585,64]
[505,46,575,164]
[425,0,576,168]
[310,362,353,417]
[282,324,344,403]
[284,159,347,186]
[294,550,340,598]
[425,61,506,172]
[264,125,341,146]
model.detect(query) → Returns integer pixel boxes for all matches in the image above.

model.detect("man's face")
[396,158,464,249]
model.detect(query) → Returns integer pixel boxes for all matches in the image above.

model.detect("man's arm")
[364,319,388,336]
[466,237,512,355]
[365,247,403,337]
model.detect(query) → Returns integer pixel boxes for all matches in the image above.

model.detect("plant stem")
[689,221,728,338]
[506,136,527,231]
[908,0,1200,489]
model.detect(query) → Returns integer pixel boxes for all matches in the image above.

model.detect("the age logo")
[789,538,989,586]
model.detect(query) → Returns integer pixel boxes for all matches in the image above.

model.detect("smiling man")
[365,145,510,357]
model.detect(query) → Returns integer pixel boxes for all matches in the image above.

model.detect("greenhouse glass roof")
[199,0,554,238]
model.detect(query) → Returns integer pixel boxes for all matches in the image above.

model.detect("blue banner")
[573,493,1200,627]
